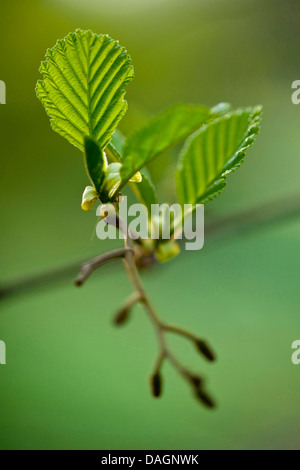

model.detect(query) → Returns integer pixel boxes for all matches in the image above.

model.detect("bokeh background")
[1,0,300,450]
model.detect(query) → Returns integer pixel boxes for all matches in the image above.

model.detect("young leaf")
[119,103,228,188]
[36,29,134,151]
[100,163,123,202]
[84,137,106,192]
[81,186,99,212]
[105,130,158,212]
[106,130,125,162]
[176,106,262,206]
[109,130,125,159]
[100,163,142,202]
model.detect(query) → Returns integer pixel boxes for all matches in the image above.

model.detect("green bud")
[129,171,142,183]
[100,163,142,203]
[100,163,122,202]
[81,186,99,212]
[155,240,180,263]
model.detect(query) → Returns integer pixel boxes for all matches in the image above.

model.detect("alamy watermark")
[291,340,300,365]
[96,197,204,251]
[291,81,300,105]
[0,340,6,365]
[0,80,6,104]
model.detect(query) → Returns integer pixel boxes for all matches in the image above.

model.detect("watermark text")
[96,197,204,251]
[0,80,6,104]
[291,340,300,365]
[0,340,6,365]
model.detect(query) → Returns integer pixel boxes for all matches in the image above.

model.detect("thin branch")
[153,352,165,375]
[105,215,169,357]
[1,193,300,301]
[113,291,142,325]
[103,215,215,404]
[75,247,130,287]
[163,323,198,341]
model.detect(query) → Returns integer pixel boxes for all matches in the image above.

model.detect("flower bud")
[100,163,142,203]
[81,186,99,212]
[189,375,203,389]
[150,372,163,398]
[100,163,122,202]
[129,171,142,183]
[195,340,216,362]
[195,388,216,409]
[114,308,130,326]
[155,240,180,263]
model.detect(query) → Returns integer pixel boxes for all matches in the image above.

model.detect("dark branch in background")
[205,193,300,241]
[0,193,299,301]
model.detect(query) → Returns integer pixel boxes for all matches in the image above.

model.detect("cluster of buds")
[113,293,216,409]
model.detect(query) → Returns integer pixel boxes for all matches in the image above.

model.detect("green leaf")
[105,129,158,211]
[110,130,125,159]
[176,106,262,206]
[36,29,134,151]
[120,103,227,188]
[84,137,106,192]
[106,130,125,162]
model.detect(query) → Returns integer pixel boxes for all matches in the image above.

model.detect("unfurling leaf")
[36,29,134,151]
[106,129,158,213]
[100,163,122,202]
[100,163,142,203]
[108,130,126,161]
[176,106,262,206]
[81,186,99,212]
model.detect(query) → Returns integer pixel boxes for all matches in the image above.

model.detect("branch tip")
[114,308,130,326]
[194,388,216,409]
[150,372,163,398]
[195,340,216,362]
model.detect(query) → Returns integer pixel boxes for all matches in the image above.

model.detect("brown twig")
[75,247,130,287]
[99,214,216,406]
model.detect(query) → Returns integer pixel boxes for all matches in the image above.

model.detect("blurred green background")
[1,0,300,450]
